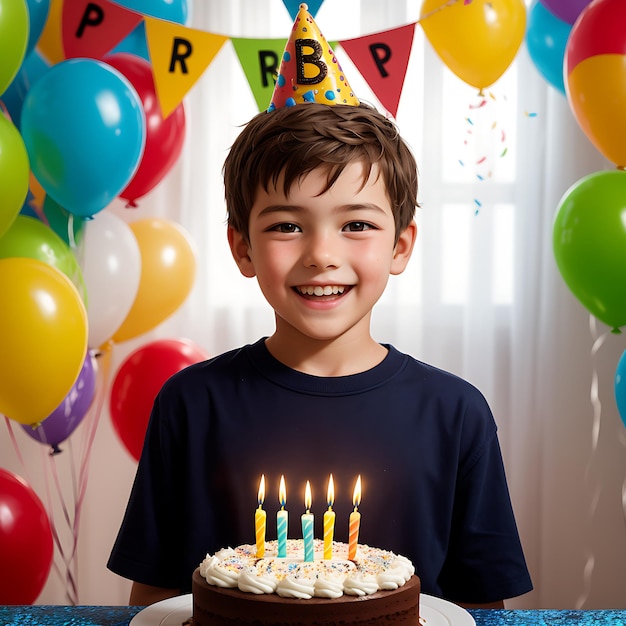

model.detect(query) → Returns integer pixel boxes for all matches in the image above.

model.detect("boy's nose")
[303,232,339,269]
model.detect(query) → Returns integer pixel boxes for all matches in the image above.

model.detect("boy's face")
[229,161,416,345]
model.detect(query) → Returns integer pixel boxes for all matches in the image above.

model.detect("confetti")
[524,111,538,118]
[500,147,508,157]
[476,156,487,165]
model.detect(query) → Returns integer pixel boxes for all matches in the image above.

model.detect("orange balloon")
[566,54,626,168]
[0,257,88,425]
[112,219,196,343]
[36,0,65,65]
[420,0,526,90]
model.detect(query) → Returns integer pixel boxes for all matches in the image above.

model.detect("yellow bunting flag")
[144,16,228,119]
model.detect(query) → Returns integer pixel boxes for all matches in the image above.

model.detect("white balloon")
[79,210,141,349]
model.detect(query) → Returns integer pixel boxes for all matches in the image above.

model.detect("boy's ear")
[390,220,417,276]
[228,226,256,278]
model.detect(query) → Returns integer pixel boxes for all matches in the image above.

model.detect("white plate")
[129,592,475,625]
[421,594,476,626]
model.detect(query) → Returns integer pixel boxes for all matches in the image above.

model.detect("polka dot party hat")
[267,3,360,111]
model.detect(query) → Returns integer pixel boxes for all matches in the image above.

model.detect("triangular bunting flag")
[282,0,325,21]
[340,23,416,118]
[62,0,142,60]
[145,16,228,119]
[231,38,289,113]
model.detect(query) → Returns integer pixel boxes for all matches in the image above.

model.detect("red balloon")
[0,469,54,604]
[104,53,186,206]
[109,338,208,461]
[565,0,626,74]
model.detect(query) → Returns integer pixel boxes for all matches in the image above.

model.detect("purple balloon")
[541,0,593,25]
[22,351,97,453]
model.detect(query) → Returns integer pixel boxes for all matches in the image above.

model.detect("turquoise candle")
[277,475,288,558]
[301,480,314,562]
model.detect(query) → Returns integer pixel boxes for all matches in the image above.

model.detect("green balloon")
[0,0,29,95]
[0,215,87,303]
[553,169,626,332]
[0,113,29,238]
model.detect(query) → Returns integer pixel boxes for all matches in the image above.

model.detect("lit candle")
[301,480,314,562]
[348,475,361,560]
[323,474,335,559]
[255,474,266,558]
[277,475,288,558]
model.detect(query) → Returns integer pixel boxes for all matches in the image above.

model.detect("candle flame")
[327,474,334,508]
[279,475,286,508]
[352,475,361,509]
[304,480,312,512]
[258,474,265,506]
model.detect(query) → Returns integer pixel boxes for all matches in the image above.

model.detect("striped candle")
[301,480,314,562]
[348,475,361,560]
[323,474,335,559]
[277,475,288,558]
[255,474,266,558]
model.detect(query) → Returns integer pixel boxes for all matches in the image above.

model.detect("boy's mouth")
[295,285,349,297]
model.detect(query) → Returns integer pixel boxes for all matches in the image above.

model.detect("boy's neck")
[264,331,388,377]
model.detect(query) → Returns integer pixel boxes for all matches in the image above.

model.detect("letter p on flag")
[62,0,143,59]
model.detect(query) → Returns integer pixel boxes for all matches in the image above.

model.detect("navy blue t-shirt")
[107,339,532,604]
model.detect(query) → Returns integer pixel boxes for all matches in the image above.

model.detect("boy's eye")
[270,223,301,233]
[344,222,375,232]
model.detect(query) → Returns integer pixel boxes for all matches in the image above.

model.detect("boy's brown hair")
[223,103,418,244]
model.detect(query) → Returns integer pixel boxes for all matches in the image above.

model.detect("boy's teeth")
[298,286,345,296]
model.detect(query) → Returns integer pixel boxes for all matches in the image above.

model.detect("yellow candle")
[255,474,266,557]
[277,475,288,558]
[348,475,361,560]
[323,474,335,559]
[301,480,314,562]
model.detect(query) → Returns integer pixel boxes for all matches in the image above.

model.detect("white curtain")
[2,0,625,609]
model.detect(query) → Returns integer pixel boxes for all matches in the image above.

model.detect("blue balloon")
[110,0,189,60]
[20,58,146,219]
[526,0,571,95]
[25,0,50,56]
[1,49,50,130]
[615,350,626,429]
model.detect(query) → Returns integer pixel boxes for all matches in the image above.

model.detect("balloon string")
[47,452,79,605]
[575,315,608,609]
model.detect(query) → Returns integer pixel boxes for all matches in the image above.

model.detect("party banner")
[340,23,416,118]
[62,0,142,60]
[231,37,287,112]
[144,16,228,119]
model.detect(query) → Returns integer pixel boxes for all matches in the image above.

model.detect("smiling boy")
[108,102,532,609]
[108,5,531,610]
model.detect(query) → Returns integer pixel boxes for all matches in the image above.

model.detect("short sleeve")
[437,431,533,603]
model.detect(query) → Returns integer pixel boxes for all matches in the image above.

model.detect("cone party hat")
[267,3,360,111]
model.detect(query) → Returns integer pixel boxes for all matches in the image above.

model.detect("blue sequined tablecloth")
[1,606,625,625]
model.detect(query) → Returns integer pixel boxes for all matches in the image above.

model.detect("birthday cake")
[191,539,420,625]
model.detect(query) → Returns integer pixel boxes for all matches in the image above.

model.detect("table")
[0,606,625,625]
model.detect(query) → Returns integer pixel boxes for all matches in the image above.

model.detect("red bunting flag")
[340,23,416,118]
[62,0,142,60]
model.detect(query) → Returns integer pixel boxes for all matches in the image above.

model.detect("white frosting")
[343,573,379,596]
[198,539,414,600]
[238,566,278,594]
[276,575,316,599]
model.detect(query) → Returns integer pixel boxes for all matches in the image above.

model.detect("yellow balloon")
[420,0,526,90]
[566,55,626,168]
[0,258,88,426]
[112,219,196,343]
